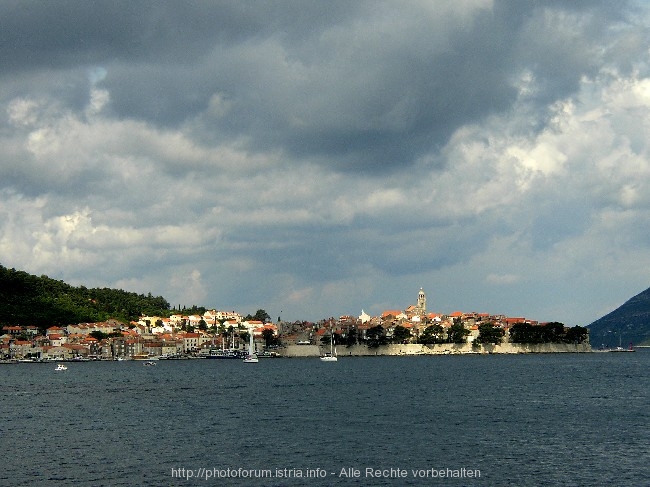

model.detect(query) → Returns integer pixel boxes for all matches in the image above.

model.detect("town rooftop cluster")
[1,289,546,361]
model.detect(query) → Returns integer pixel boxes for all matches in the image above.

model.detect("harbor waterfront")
[283,342,592,357]
[1,288,593,362]
[0,341,593,364]
[2,350,649,486]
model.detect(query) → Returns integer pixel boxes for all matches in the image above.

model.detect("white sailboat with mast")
[320,326,338,362]
[243,331,258,363]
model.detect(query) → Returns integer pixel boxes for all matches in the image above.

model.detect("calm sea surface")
[1,351,649,486]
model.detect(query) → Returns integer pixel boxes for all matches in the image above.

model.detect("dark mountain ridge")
[587,286,650,347]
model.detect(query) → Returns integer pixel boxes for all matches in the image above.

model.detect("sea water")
[1,351,649,486]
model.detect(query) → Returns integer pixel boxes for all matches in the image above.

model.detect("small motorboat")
[55,364,67,371]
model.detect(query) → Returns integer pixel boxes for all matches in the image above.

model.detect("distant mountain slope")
[587,287,650,347]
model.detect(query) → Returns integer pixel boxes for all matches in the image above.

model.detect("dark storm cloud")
[0,1,261,69]
[0,1,362,70]
[2,1,629,173]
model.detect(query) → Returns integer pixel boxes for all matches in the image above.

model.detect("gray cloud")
[1,1,649,325]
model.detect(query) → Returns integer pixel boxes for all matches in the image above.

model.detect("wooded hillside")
[0,264,170,329]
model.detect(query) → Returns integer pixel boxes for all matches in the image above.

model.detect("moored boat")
[320,327,338,362]
[132,353,158,361]
[243,333,258,363]
[207,349,242,359]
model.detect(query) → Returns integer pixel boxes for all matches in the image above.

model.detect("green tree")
[541,322,566,343]
[239,330,250,344]
[366,325,388,348]
[392,325,412,344]
[509,322,579,344]
[447,321,470,344]
[565,325,589,344]
[262,328,277,347]
[181,305,206,315]
[418,324,445,344]
[508,322,539,343]
[345,327,358,347]
[89,330,107,341]
[475,322,505,344]
[245,309,271,323]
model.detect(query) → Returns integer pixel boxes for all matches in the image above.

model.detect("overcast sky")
[2,1,650,325]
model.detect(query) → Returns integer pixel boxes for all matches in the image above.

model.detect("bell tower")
[417,288,426,315]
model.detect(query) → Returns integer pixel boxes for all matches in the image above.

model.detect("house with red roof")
[253,323,278,338]
[10,340,36,358]
[64,343,90,358]
[242,320,264,331]
[181,332,200,353]
[48,334,67,347]
[41,345,71,360]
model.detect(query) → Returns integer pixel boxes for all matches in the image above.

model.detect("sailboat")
[611,331,635,352]
[243,332,258,363]
[320,330,338,362]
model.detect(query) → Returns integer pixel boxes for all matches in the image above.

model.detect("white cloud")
[7,98,41,126]
[86,88,109,115]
